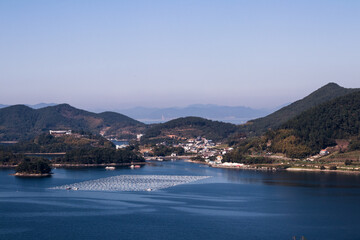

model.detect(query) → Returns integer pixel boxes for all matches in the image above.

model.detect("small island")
[14,157,52,177]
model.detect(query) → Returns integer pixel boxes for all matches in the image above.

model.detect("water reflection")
[1,160,360,240]
[218,167,360,188]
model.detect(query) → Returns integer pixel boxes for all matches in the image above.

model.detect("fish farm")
[50,175,211,192]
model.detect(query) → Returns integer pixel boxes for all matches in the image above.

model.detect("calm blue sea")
[1,161,360,240]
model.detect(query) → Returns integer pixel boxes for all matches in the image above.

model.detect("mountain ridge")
[241,83,360,135]
[0,104,145,141]
[142,116,239,143]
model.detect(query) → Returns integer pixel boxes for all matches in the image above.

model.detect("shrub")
[329,166,337,170]
[16,158,51,174]
[344,160,352,166]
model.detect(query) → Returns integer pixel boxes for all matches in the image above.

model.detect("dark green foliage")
[0,151,24,165]
[240,83,360,135]
[0,104,145,141]
[143,117,239,143]
[227,133,247,147]
[59,147,144,164]
[349,137,360,151]
[16,158,51,174]
[345,160,352,166]
[152,145,185,156]
[190,155,204,162]
[223,150,273,164]
[320,165,326,170]
[280,91,360,152]
[228,137,267,155]
[223,149,244,163]
[268,129,312,158]
[3,134,115,153]
[329,166,337,170]
[0,105,40,140]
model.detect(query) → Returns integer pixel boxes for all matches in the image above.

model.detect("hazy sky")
[1,0,359,110]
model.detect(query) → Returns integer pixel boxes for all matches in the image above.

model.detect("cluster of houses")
[173,137,234,164]
[177,137,215,153]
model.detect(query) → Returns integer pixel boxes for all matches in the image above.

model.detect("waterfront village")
[49,130,241,168]
[137,136,240,167]
[49,130,358,172]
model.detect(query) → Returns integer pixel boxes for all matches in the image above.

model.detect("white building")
[49,130,72,135]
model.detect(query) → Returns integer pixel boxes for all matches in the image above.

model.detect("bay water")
[1,160,360,240]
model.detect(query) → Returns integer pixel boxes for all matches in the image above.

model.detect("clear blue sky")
[1,0,359,110]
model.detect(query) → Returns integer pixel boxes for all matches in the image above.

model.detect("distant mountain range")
[142,117,239,143]
[0,104,145,141]
[141,82,360,144]
[241,83,360,135]
[0,103,273,124]
[1,82,359,144]
[118,104,271,124]
[0,103,57,109]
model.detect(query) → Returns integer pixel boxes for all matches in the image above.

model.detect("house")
[49,130,72,136]
[116,144,128,149]
[215,155,223,164]
[137,134,143,141]
[319,149,329,156]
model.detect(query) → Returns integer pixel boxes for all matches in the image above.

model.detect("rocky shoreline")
[1,162,147,169]
[186,160,360,174]
[12,172,53,177]
[51,162,147,168]
[286,167,360,174]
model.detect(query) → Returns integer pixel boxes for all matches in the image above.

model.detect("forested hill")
[142,116,239,143]
[282,90,360,150]
[0,104,145,141]
[241,83,360,135]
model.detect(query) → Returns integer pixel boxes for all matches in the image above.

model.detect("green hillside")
[241,83,359,135]
[0,104,145,141]
[143,116,238,143]
[2,133,114,153]
[277,90,360,152]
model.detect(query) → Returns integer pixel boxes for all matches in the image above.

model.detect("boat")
[146,188,152,192]
[130,165,135,169]
[105,166,115,170]
[134,165,141,168]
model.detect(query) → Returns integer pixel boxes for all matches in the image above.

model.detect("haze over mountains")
[0,103,272,124]
[118,104,271,124]
[0,103,57,109]
[1,83,359,144]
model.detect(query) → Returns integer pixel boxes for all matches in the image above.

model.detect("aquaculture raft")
[50,175,210,192]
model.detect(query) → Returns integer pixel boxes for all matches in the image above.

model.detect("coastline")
[51,162,147,168]
[286,167,360,174]
[186,160,360,174]
[0,162,147,169]
[12,172,53,177]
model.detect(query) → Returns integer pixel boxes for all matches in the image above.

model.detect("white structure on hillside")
[49,130,72,135]
[116,144,128,149]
